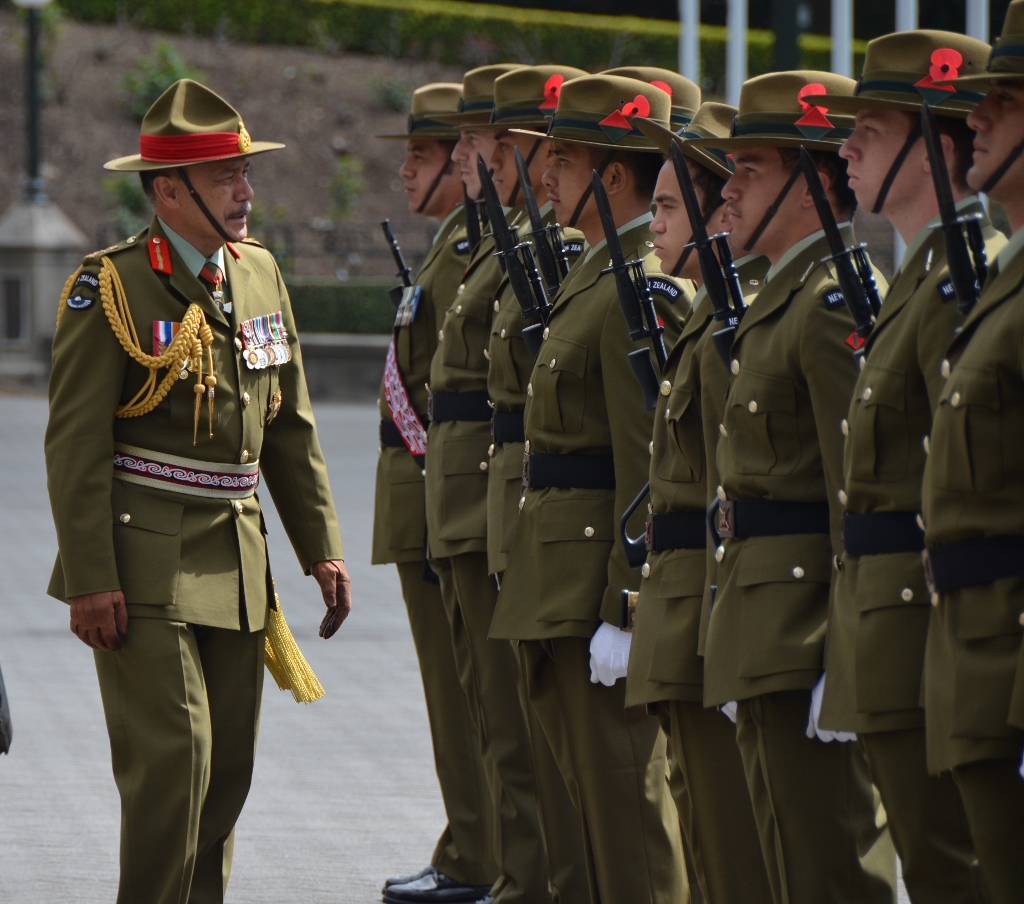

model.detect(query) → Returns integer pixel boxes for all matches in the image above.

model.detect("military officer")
[44,80,352,904]
[373,83,499,904]
[490,74,689,904]
[805,32,1002,904]
[631,104,773,904]
[919,4,1024,899]
[409,62,557,904]
[692,72,896,903]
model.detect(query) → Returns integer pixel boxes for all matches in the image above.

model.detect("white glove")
[720,701,738,724]
[806,673,857,743]
[589,622,632,686]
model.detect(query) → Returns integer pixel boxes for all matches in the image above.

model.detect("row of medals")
[241,313,292,370]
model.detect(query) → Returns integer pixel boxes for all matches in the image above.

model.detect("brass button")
[916,513,926,531]
[923,435,930,455]
[648,441,654,454]
[242,392,251,407]
[479,461,489,471]
[838,489,848,505]
[234,337,243,350]
[483,349,491,360]
[524,440,531,453]
[549,358,557,368]
[494,300,500,312]
[641,562,651,577]
[239,450,250,463]
[950,391,961,408]
[717,485,726,501]
[665,409,671,419]
[500,328,507,339]
[119,513,131,524]
[941,359,951,379]
[792,566,805,579]
[457,284,465,295]
[234,500,244,514]
[859,356,866,371]
[931,592,940,607]
[421,468,427,477]
[715,545,725,562]
[488,443,495,457]
[543,327,550,339]
[833,554,841,571]
[439,329,444,341]
[748,400,757,413]
[660,380,671,396]
[862,387,872,402]
[519,496,526,510]
[901,588,914,602]
[126,236,136,244]
[1018,612,1024,627]
[841,419,849,436]
[527,383,533,397]
[719,423,727,437]
[455,304,463,314]
[585,526,595,538]
[730,359,740,375]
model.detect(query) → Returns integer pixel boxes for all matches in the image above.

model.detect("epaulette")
[83,233,143,264]
[240,236,267,249]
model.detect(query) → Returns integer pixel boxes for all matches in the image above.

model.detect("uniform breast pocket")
[656,385,704,484]
[726,371,799,477]
[847,363,909,484]
[932,366,1002,494]
[111,481,184,606]
[530,337,587,434]
[489,315,530,396]
[440,289,491,372]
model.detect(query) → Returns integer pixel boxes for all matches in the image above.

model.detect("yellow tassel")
[264,593,325,704]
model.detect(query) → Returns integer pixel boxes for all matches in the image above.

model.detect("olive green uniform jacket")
[485,208,583,577]
[626,255,769,709]
[921,232,1024,773]
[490,217,688,640]
[704,227,886,706]
[822,202,1005,734]
[373,208,471,565]
[45,219,344,631]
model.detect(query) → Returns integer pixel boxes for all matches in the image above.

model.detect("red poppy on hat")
[600,94,651,141]
[540,73,566,110]
[795,84,834,140]
[914,48,960,94]
[651,80,673,96]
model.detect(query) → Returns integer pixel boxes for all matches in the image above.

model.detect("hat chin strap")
[743,165,802,253]
[568,150,615,228]
[871,122,922,215]
[178,167,234,244]
[979,134,1024,194]
[670,196,725,277]
[415,158,455,215]
[507,138,542,209]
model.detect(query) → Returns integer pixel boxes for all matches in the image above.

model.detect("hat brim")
[375,131,457,140]
[471,118,550,132]
[509,126,662,152]
[936,72,1024,87]
[688,135,845,153]
[805,92,975,118]
[634,119,734,179]
[432,112,494,126]
[104,142,285,172]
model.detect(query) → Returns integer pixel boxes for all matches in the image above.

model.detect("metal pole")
[831,0,853,78]
[895,0,918,32]
[726,0,747,107]
[966,0,990,42]
[25,7,45,200]
[679,0,699,85]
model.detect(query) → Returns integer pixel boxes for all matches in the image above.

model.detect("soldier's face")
[722,147,799,255]
[155,158,254,254]
[966,80,1024,212]
[399,139,453,215]
[452,129,499,199]
[651,159,728,282]
[840,109,922,215]
[542,140,593,225]
[490,133,545,206]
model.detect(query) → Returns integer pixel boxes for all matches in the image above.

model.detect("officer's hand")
[312,559,352,639]
[69,590,128,652]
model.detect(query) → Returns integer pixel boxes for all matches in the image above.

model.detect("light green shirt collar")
[897,196,977,277]
[765,224,851,284]
[433,207,463,247]
[539,201,553,218]
[158,218,225,279]
[996,220,1024,273]
[582,212,654,265]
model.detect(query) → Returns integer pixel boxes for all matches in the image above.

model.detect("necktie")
[199,261,230,314]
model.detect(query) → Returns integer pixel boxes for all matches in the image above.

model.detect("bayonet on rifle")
[463,183,482,253]
[515,146,567,296]
[381,218,412,308]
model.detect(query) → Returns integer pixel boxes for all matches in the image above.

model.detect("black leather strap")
[380,418,425,467]
[646,510,706,551]
[843,511,924,556]
[523,453,615,490]
[980,134,1024,194]
[428,391,492,423]
[871,123,922,215]
[491,410,525,445]
[717,498,830,540]
[744,166,801,252]
[923,535,1024,595]
[568,151,614,228]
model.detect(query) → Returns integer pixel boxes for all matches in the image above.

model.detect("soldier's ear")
[150,172,183,209]
[604,159,629,196]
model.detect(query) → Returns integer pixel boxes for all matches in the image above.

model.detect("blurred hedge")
[58,0,866,93]
[287,279,395,334]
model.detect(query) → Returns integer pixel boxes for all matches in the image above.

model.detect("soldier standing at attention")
[44,80,352,904]
[373,82,500,904]
[808,31,1002,904]
[919,4,1024,899]
[692,72,897,903]
[415,62,557,904]
[489,74,688,904]
[631,104,773,904]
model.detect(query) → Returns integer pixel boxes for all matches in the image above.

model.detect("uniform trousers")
[94,617,264,904]
[396,561,498,886]
[433,553,552,904]
[519,637,686,904]
[656,701,772,904]
[859,729,986,904]
[735,691,896,904]
[952,757,1024,904]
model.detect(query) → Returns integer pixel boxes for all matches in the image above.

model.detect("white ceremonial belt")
[113,443,259,500]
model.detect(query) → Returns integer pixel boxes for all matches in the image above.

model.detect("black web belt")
[843,511,924,557]
[922,535,1024,596]
[646,510,706,551]
[491,410,525,445]
[523,453,615,490]
[716,498,830,540]
[379,418,425,467]
[427,391,492,423]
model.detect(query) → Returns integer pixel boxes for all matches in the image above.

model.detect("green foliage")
[103,174,151,238]
[287,279,395,333]
[119,41,205,119]
[62,1,867,93]
[370,74,411,112]
[331,154,366,221]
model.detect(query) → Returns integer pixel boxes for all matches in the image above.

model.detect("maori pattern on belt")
[113,444,259,499]
[382,341,428,457]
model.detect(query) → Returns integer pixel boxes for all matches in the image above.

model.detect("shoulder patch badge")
[648,277,682,303]
[823,288,846,310]
[563,239,584,257]
[845,330,866,351]
[454,238,472,255]
[66,294,95,311]
[73,272,99,292]
[937,278,956,303]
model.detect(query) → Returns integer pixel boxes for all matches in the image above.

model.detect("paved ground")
[0,392,910,903]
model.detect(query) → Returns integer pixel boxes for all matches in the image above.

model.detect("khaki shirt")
[45,218,343,631]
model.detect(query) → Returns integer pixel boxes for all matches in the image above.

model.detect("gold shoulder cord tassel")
[58,257,217,442]
[264,592,325,703]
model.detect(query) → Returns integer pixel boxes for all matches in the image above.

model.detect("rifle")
[463,183,482,253]
[380,219,413,308]
[514,146,568,295]
[921,104,988,317]
[799,147,882,345]
[476,156,548,358]
[669,142,746,368]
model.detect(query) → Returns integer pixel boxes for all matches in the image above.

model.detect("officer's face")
[542,140,593,226]
[399,139,453,215]
[840,109,923,215]
[490,132,547,206]
[722,147,800,256]
[966,79,1024,217]
[452,129,499,199]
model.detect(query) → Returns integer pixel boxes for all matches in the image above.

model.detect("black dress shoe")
[383,865,434,891]
[382,868,492,904]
